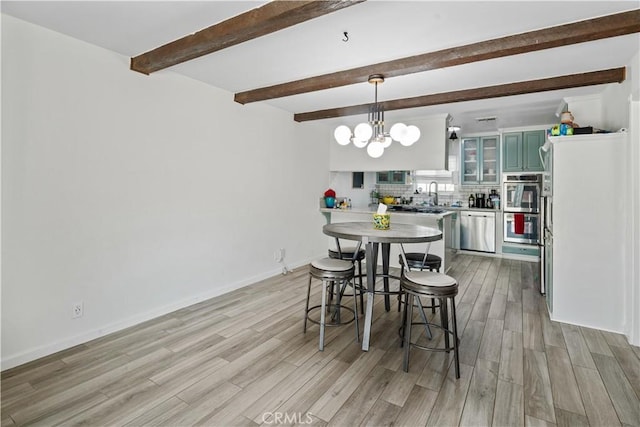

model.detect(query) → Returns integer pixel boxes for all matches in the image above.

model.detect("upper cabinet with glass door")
[461,136,500,185]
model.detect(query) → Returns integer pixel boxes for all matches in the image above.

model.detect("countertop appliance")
[460,211,495,253]
[541,133,627,333]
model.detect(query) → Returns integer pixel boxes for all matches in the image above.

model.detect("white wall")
[328,171,377,209]
[1,14,330,369]
[624,51,640,346]
[329,114,449,171]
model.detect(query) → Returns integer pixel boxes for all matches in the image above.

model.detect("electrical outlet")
[274,248,285,263]
[72,302,83,318]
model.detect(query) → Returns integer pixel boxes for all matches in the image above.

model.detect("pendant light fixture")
[334,74,420,158]
[447,116,460,140]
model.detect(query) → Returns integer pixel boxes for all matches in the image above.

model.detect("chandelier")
[333,74,420,158]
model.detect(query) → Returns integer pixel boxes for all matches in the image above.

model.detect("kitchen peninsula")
[320,207,454,272]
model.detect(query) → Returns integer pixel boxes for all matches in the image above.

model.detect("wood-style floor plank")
[554,407,589,427]
[499,329,524,385]
[574,366,622,427]
[326,367,394,426]
[591,353,640,426]
[459,358,499,427]
[561,323,597,370]
[607,343,640,400]
[392,384,438,426]
[493,379,524,427]
[426,363,474,427]
[2,255,638,427]
[545,345,586,416]
[523,349,556,423]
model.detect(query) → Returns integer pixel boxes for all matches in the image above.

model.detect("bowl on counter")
[382,196,395,205]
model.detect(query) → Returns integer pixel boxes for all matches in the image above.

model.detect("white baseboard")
[2,256,317,371]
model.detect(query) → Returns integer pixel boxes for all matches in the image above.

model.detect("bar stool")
[397,251,442,314]
[401,252,442,272]
[328,240,365,314]
[304,258,359,351]
[400,269,460,378]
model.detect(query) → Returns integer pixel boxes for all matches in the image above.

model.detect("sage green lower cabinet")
[502,130,545,172]
[502,244,540,257]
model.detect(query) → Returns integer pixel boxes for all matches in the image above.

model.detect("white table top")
[323,221,442,244]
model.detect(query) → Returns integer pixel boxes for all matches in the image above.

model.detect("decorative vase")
[325,197,335,208]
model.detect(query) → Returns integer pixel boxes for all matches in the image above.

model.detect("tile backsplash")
[328,171,501,208]
[376,183,500,207]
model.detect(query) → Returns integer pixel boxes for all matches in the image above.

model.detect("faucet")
[428,181,438,206]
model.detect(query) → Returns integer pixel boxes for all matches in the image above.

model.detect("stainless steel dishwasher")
[460,211,496,253]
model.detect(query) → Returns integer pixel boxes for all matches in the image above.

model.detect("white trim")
[1,255,319,371]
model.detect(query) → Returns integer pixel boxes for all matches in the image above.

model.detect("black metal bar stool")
[401,252,442,272]
[328,239,365,314]
[397,245,442,314]
[304,258,359,351]
[399,252,460,378]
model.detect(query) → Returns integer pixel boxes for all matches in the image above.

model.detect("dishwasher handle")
[462,211,495,218]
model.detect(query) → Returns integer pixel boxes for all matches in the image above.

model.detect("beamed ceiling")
[3,1,639,133]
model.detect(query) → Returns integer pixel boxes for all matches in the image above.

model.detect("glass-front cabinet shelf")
[462,139,479,184]
[461,136,499,185]
[481,136,498,183]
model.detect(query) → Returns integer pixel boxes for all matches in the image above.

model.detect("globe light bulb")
[353,138,368,148]
[400,125,420,146]
[381,135,392,148]
[334,125,352,145]
[354,122,373,142]
[390,123,407,142]
[367,141,384,158]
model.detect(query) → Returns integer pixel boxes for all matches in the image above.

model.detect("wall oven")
[503,173,542,245]
[502,173,541,212]
[504,212,540,244]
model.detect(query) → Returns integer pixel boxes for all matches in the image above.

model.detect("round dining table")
[322,221,442,351]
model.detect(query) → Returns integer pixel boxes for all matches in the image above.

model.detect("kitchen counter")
[320,207,454,217]
[320,206,500,215]
[443,206,502,213]
[320,207,454,272]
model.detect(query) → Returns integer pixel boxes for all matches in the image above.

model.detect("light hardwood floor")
[2,254,639,426]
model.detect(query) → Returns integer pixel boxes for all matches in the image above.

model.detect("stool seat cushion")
[329,247,365,260]
[330,245,363,254]
[404,270,457,287]
[405,253,441,264]
[311,258,354,272]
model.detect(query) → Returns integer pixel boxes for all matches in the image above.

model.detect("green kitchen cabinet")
[376,170,407,184]
[461,136,499,185]
[502,130,545,172]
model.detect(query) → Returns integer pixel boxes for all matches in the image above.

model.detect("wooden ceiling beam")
[130,0,366,75]
[293,67,626,122]
[237,9,640,104]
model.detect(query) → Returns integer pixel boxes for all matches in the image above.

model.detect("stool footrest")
[305,304,356,327]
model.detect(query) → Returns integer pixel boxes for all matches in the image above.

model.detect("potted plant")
[324,189,336,208]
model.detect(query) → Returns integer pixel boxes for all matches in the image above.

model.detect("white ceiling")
[3,1,639,134]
